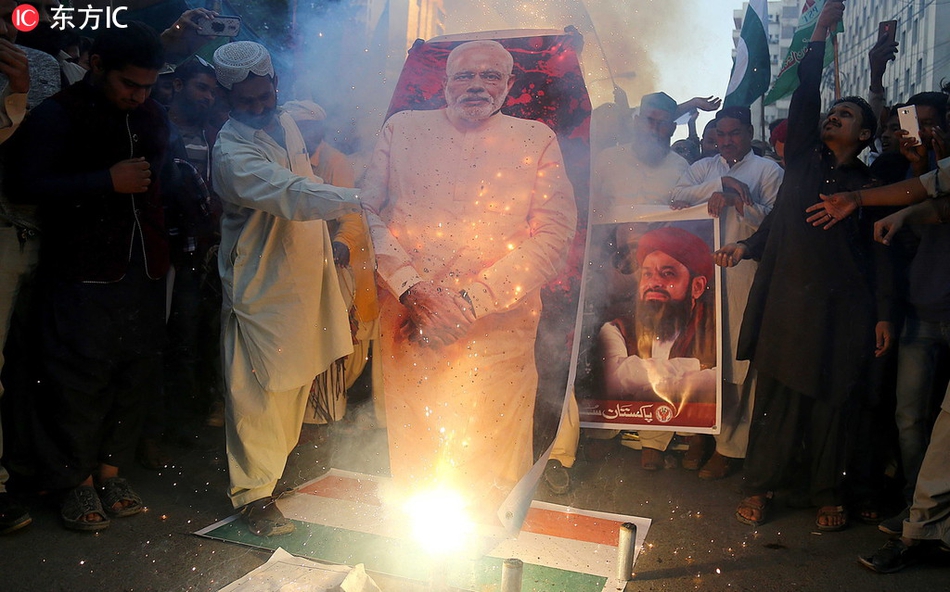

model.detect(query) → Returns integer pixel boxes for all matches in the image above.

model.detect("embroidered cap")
[213,41,274,90]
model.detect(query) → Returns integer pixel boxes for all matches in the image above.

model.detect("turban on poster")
[636,226,713,282]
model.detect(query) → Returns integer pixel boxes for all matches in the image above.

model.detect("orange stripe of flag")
[298,475,382,506]
[522,507,622,546]
[301,475,622,547]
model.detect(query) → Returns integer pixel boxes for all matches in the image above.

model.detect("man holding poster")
[670,106,783,479]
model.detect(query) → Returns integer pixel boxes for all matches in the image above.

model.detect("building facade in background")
[828,0,949,108]
[733,0,948,137]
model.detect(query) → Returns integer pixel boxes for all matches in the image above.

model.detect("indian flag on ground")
[197,469,651,592]
[724,0,771,108]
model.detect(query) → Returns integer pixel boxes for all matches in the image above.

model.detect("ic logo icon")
[12,4,39,32]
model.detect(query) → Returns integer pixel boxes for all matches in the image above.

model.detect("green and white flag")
[763,0,842,105]
[724,0,771,108]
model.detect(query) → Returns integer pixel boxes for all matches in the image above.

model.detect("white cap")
[213,41,274,90]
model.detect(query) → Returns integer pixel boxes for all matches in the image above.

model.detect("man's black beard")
[178,102,210,128]
[232,107,277,130]
[637,295,693,342]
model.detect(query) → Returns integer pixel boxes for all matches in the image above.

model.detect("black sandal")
[61,486,110,532]
[242,497,295,537]
[98,477,144,518]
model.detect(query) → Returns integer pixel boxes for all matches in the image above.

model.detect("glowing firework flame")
[404,487,476,556]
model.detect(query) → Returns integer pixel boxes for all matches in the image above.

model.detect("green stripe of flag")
[202,518,610,591]
[724,0,771,108]
[763,0,842,105]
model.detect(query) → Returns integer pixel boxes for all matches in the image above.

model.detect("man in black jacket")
[6,22,169,532]
[715,0,896,532]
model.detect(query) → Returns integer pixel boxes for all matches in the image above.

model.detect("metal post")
[500,557,524,592]
[616,522,637,582]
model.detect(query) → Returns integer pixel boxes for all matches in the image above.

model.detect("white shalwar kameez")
[362,109,576,520]
[213,112,359,508]
[591,144,688,223]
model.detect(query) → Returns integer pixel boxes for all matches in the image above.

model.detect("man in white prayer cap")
[211,41,361,536]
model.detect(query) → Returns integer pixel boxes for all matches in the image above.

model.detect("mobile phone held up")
[898,105,922,144]
[196,15,242,37]
[878,20,897,44]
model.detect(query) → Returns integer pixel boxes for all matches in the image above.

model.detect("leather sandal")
[736,493,772,527]
[815,505,848,532]
[640,448,663,471]
[681,435,709,470]
[61,486,110,532]
[243,497,295,537]
[699,452,742,480]
[99,477,144,518]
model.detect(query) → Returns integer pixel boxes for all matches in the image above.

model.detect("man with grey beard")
[591,91,688,221]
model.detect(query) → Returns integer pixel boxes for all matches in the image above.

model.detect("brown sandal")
[736,493,772,527]
[816,505,848,532]
[699,452,742,480]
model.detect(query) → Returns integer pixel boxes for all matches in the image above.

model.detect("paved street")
[1,405,947,592]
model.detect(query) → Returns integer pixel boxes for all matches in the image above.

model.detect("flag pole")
[831,32,841,99]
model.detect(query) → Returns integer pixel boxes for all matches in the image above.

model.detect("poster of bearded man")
[576,206,722,432]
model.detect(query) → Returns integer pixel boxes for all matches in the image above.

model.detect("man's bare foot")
[736,493,772,526]
[816,505,848,531]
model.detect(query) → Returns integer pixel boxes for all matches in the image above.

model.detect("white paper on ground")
[216,547,381,592]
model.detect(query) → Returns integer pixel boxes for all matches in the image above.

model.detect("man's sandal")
[99,477,144,518]
[61,486,110,532]
[736,493,772,527]
[816,505,848,532]
[242,497,295,537]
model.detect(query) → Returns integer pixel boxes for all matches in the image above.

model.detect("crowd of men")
[0,0,948,578]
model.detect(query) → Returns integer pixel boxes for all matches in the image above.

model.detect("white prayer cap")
[213,41,274,90]
[283,100,327,122]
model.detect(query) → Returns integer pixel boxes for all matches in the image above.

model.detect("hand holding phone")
[898,105,921,144]
[878,20,897,44]
[196,16,242,37]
